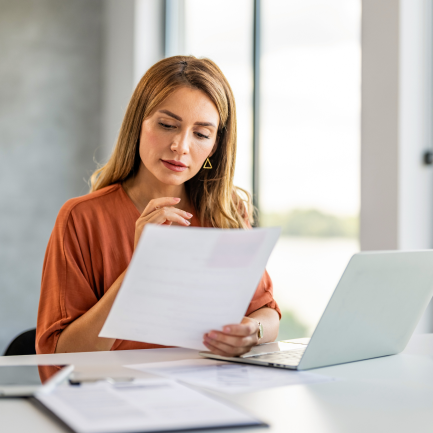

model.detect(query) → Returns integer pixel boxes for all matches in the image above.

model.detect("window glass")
[260,0,361,339]
[183,0,253,193]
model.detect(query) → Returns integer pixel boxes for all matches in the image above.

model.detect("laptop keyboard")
[252,348,306,366]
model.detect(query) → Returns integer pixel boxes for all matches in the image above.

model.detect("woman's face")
[139,86,220,186]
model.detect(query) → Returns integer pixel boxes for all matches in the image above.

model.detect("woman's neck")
[122,163,190,214]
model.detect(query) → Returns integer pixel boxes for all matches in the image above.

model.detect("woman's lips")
[161,159,188,172]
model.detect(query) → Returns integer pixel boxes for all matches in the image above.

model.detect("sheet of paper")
[126,359,335,394]
[100,225,280,350]
[36,379,264,433]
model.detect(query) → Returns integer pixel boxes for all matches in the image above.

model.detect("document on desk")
[100,225,280,350]
[35,379,265,433]
[127,359,335,394]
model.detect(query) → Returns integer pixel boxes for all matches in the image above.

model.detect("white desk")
[1,334,432,433]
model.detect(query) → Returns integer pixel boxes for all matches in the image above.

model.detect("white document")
[36,379,264,433]
[127,359,335,394]
[100,225,280,350]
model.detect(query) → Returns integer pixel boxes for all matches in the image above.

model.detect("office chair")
[3,328,37,356]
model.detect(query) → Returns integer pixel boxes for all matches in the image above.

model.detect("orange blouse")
[36,183,281,354]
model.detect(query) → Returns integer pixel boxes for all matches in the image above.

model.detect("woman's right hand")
[134,197,193,249]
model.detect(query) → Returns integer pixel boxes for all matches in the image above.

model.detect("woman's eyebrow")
[194,121,216,128]
[158,109,182,121]
[158,109,216,128]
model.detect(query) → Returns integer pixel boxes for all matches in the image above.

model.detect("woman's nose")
[171,131,189,154]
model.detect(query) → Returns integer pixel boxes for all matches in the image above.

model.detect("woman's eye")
[159,122,176,129]
[196,132,210,140]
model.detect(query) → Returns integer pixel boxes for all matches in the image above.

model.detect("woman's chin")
[156,172,190,186]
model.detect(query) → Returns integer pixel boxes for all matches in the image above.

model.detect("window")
[260,0,361,338]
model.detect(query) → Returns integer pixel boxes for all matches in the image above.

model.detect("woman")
[36,56,281,356]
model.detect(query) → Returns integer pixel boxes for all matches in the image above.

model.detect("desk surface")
[1,334,432,433]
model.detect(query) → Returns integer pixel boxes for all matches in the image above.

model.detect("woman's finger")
[142,202,193,221]
[134,202,192,249]
[206,330,257,348]
[146,208,191,226]
[203,340,231,357]
[142,197,181,217]
[221,321,258,337]
[204,334,253,356]
[203,337,246,357]
[203,340,233,357]
[145,206,193,221]
[203,338,250,357]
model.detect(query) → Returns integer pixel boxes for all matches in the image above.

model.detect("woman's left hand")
[203,317,259,357]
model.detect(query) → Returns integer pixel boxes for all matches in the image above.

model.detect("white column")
[101,0,165,158]
[361,0,433,332]
[399,0,433,251]
[164,0,185,57]
[134,0,165,86]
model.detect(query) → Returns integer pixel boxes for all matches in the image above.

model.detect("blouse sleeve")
[242,210,281,319]
[36,205,98,354]
[245,270,281,319]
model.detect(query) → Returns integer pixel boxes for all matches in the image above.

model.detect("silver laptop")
[201,251,433,370]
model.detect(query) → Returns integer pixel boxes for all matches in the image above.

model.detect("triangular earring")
[203,157,212,169]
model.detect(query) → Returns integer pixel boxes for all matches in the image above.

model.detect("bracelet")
[257,321,264,341]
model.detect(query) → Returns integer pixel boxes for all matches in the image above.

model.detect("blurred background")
[0,0,432,353]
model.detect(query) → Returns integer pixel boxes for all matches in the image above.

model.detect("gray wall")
[0,0,103,353]
[102,0,135,157]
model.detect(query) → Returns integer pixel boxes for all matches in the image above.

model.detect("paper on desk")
[126,358,335,394]
[100,225,280,350]
[35,379,264,433]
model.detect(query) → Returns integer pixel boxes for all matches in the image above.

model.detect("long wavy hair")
[90,55,253,228]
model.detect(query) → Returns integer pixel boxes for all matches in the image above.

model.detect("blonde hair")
[90,55,253,228]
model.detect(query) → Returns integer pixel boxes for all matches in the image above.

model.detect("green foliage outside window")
[262,209,358,238]
[276,309,309,341]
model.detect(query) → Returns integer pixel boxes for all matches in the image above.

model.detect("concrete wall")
[101,0,135,158]
[0,0,103,353]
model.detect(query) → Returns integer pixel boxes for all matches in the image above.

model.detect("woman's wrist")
[247,307,279,344]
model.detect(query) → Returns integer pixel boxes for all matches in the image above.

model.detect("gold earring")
[203,157,212,169]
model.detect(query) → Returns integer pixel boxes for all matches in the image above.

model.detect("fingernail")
[185,219,191,225]
[186,213,193,218]
[174,197,181,202]
[223,326,231,333]
[209,331,217,339]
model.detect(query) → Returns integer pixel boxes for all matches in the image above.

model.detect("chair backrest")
[3,329,37,356]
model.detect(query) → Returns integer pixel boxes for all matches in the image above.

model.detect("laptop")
[201,251,433,370]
